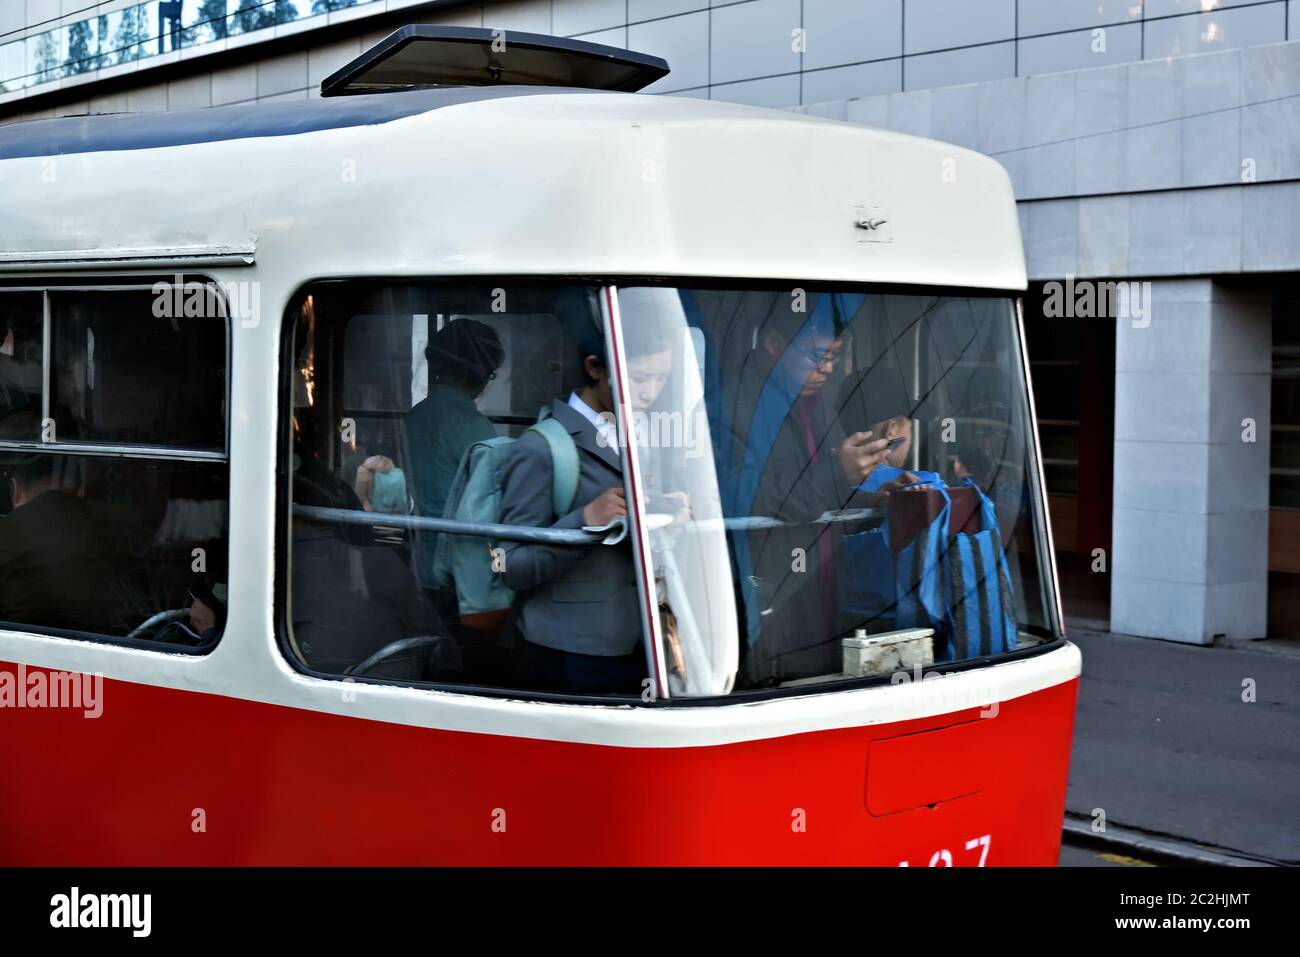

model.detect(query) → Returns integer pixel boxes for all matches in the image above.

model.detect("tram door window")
[283,283,639,694]
[0,283,230,647]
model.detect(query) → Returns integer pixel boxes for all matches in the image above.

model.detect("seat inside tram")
[283,281,1056,699]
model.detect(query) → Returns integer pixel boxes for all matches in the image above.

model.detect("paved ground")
[1059,842,1152,867]
[1062,628,1300,865]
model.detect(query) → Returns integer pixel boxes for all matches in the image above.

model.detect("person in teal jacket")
[402,319,506,589]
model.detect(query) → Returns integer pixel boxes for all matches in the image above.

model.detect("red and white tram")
[0,27,1078,865]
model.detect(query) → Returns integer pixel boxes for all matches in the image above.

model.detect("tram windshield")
[618,287,1054,697]
[283,281,1056,699]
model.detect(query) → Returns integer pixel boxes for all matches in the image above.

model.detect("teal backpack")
[431,411,580,616]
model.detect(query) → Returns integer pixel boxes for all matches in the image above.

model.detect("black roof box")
[320,25,670,97]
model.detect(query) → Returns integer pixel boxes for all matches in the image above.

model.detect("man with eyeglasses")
[730,293,894,687]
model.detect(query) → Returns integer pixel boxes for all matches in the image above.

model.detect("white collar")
[568,391,619,456]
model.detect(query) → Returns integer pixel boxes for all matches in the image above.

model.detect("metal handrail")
[293,504,625,546]
[718,507,885,531]
[294,503,884,541]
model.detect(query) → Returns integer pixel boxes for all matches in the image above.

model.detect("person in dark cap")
[401,319,506,588]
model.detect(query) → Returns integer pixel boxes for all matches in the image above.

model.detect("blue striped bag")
[844,478,946,630]
[893,484,950,638]
[939,477,1018,661]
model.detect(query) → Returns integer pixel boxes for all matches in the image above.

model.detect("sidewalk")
[1064,627,1300,865]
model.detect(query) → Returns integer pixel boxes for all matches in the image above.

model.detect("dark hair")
[0,452,80,494]
[758,291,853,350]
[426,319,505,392]
[575,324,672,386]
[0,413,79,496]
[956,400,1008,487]
[10,456,53,487]
[839,359,912,435]
[293,457,360,512]
[577,325,605,386]
[956,436,997,488]
[3,311,41,341]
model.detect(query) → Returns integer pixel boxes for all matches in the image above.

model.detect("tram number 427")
[898,834,991,867]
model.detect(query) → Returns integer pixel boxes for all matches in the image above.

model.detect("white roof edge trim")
[0,245,256,272]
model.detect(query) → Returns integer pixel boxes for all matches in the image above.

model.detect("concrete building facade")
[2,0,1298,644]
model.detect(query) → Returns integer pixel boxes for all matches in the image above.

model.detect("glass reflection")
[618,286,1055,695]
[5,0,378,93]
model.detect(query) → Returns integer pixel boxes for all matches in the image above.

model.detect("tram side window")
[283,283,648,697]
[0,286,229,647]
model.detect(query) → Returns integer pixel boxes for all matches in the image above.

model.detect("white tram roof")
[0,86,1026,291]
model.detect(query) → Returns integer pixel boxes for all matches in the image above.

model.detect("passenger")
[954,430,998,489]
[402,319,505,585]
[187,577,227,644]
[497,327,672,695]
[953,413,1023,547]
[731,296,894,686]
[353,451,407,514]
[0,452,122,634]
[290,464,447,679]
[838,365,941,495]
[835,365,950,640]
[292,415,360,501]
[291,414,375,550]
